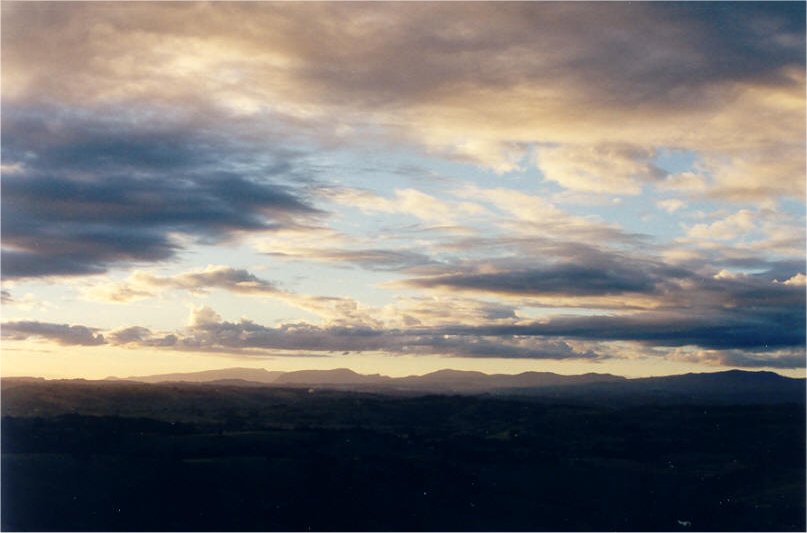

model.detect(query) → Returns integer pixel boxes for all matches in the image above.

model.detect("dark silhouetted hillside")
[99,368,805,403]
[1,378,804,531]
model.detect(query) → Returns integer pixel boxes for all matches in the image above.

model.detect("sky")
[1,2,805,379]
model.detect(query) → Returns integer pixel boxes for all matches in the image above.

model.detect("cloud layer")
[2,108,319,279]
[1,3,803,373]
[2,321,105,346]
[4,2,804,198]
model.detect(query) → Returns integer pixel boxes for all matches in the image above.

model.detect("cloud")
[262,244,436,272]
[674,207,805,262]
[268,185,641,275]
[657,199,685,213]
[0,304,589,361]
[685,209,757,241]
[167,306,599,360]
[667,346,806,370]
[2,321,106,346]
[85,284,155,304]
[137,266,279,295]
[402,249,690,299]
[0,291,57,311]
[0,3,803,373]
[429,266,807,352]
[9,2,801,112]
[657,172,710,194]
[3,2,802,200]
[536,144,661,195]
[1,108,320,279]
[84,265,280,302]
[385,297,518,328]
[325,187,487,227]
[395,242,806,353]
[254,226,404,271]
[3,275,803,364]
[780,273,806,286]
[454,186,639,243]
[106,326,177,347]
[449,308,804,351]
[405,264,657,297]
[303,249,435,272]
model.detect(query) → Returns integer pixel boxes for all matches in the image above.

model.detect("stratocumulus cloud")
[406,264,663,297]
[1,109,320,279]
[3,284,803,365]
[4,3,804,197]
[2,321,105,346]
[1,2,803,376]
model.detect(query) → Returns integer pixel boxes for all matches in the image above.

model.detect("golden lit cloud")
[4,3,803,201]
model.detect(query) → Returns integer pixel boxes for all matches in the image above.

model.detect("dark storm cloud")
[1,107,320,279]
[2,321,105,346]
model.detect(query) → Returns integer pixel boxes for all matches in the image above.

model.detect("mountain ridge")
[105,366,638,388]
[4,368,803,405]
[77,367,805,398]
[106,367,285,384]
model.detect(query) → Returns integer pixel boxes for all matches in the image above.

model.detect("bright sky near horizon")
[1,2,805,379]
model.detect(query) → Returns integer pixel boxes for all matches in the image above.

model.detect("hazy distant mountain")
[102,367,804,403]
[396,369,489,389]
[113,367,285,384]
[275,368,393,385]
[505,369,806,404]
[627,369,805,401]
[2,370,804,417]
[397,369,626,391]
[498,371,628,387]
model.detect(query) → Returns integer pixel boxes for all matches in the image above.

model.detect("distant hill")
[397,369,626,392]
[115,367,627,391]
[505,369,806,404]
[627,369,806,403]
[1,370,804,423]
[110,367,285,384]
[275,368,392,385]
[40,367,807,404]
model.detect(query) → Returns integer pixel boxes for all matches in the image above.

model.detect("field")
[2,381,805,531]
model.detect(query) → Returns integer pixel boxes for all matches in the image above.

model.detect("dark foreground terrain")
[2,378,805,531]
